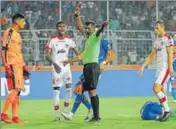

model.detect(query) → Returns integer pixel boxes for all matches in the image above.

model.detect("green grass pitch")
[1,97,176,129]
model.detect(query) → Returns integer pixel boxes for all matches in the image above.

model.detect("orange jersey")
[2,28,24,65]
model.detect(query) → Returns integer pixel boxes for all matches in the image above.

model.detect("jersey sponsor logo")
[57,49,66,54]
[156,42,163,51]
[156,48,162,51]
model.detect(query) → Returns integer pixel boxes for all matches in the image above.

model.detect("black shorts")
[83,63,100,91]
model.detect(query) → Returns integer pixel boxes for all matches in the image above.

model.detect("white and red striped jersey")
[153,33,174,69]
[45,35,76,65]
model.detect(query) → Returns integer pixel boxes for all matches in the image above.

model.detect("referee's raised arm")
[96,20,108,37]
[74,3,84,34]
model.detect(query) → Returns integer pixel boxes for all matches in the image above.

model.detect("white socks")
[53,90,60,117]
[156,91,170,112]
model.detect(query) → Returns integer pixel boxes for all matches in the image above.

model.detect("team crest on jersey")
[65,44,69,48]
[156,48,162,51]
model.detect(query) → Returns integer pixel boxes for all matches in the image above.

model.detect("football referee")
[74,3,108,122]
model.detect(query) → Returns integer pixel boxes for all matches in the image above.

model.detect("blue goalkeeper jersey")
[98,39,111,64]
[79,39,111,82]
[140,101,163,120]
[173,58,176,73]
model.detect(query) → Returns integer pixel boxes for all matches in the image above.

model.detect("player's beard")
[155,31,161,37]
[58,31,65,37]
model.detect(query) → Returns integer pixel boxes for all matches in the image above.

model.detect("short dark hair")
[56,21,66,27]
[12,14,25,23]
[155,20,165,27]
[85,20,95,26]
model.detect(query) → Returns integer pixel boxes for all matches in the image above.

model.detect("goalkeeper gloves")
[23,65,30,80]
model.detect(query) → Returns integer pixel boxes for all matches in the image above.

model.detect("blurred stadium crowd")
[1,1,176,66]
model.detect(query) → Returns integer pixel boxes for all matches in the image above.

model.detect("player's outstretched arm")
[138,48,156,76]
[45,48,61,73]
[68,53,83,63]
[72,47,80,57]
[167,46,174,77]
[100,49,116,71]
[96,20,108,37]
[74,3,84,34]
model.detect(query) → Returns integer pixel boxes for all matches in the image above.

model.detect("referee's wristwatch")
[74,14,79,17]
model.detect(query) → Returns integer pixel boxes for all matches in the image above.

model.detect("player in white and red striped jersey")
[45,21,80,121]
[138,20,174,122]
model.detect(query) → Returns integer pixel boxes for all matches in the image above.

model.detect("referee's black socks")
[90,95,100,119]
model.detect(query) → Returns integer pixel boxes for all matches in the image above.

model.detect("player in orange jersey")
[1,14,30,124]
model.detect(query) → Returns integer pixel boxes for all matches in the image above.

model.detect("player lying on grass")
[140,101,176,120]
[61,27,116,121]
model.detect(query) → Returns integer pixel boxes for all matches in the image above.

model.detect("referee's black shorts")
[83,63,100,91]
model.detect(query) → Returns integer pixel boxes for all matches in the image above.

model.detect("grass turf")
[1,97,176,129]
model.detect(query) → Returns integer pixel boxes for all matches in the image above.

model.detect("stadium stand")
[1,1,176,68]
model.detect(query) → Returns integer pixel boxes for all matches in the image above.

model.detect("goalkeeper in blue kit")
[140,101,176,120]
[140,101,163,120]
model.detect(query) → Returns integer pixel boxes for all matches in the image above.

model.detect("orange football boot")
[1,113,12,124]
[12,117,24,124]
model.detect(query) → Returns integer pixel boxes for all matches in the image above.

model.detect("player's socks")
[54,105,60,120]
[12,96,20,118]
[53,90,60,118]
[171,87,176,101]
[63,88,72,112]
[82,94,92,110]
[71,94,83,114]
[2,90,18,114]
[63,102,69,113]
[90,95,100,119]
[65,88,72,103]
[83,94,93,120]
[157,91,170,112]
